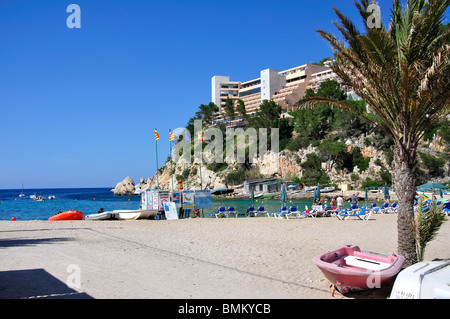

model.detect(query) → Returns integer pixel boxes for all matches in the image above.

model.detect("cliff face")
[136,135,390,191]
[115,133,449,195]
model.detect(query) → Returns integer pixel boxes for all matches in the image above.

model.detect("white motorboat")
[115,209,158,220]
[85,211,120,221]
[320,187,336,193]
[390,261,450,299]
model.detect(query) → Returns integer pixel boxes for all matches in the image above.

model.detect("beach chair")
[226,206,238,217]
[285,206,300,219]
[269,206,288,218]
[242,206,256,217]
[373,202,389,214]
[443,202,450,216]
[386,201,398,214]
[323,205,336,217]
[207,206,226,218]
[254,206,267,217]
[336,206,371,221]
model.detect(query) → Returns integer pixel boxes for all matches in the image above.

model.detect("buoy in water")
[11,217,16,221]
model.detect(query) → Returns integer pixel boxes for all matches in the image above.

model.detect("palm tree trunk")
[393,144,418,266]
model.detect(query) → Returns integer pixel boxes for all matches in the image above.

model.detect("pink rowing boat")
[313,245,405,295]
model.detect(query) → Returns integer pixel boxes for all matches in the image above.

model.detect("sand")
[0,214,449,299]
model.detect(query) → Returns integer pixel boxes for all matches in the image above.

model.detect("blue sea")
[0,188,361,221]
[0,188,140,221]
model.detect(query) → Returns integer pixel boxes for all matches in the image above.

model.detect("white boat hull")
[85,212,120,220]
[390,261,450,299]
[114,210,158,220]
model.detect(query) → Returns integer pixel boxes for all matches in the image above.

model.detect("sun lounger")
[254,206,267,217]
[242,206,256,217]
[372,202,389,214]
[269,206,288,218]
[443,202,450,216]
[285,206,300,219]
[386,201,398,214]
[226,206,238,217]
[336,206,371,221]
[207,206,227,218]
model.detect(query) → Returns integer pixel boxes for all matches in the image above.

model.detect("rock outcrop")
[112,176,135,196]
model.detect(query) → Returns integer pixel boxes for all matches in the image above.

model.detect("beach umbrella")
[280,184,287,206]
[314,184,320,203]
[417,182,448,192]
[384,184,390,200]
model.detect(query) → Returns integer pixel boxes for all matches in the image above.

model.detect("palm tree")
[299,0,449,266]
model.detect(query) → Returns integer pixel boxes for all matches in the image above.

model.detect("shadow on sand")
[0,269,93,299]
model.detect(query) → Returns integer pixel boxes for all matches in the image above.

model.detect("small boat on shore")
[85,211,120,220]
[320,186,335,193]
[49,210,84,221]
[115,209,158,220]
[390,260,450,299]
[313,245,405,295]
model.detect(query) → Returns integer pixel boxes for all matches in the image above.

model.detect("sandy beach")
[1,215,449,299]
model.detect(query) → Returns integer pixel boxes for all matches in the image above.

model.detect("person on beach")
[336,195,344,211]
[350,193,359,207]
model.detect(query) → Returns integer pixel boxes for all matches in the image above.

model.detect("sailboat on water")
[19,183,25,197]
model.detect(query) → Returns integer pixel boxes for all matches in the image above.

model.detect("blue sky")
[0,0,444,189]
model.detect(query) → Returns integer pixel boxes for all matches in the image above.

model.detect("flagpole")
[185,130,189,190]
[170,130,174,193]
[155,129,159,191]
[198,130,203,190]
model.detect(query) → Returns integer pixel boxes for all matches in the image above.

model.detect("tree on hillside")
[299,0,450,266]
[186,102,219,137]
[223,97,236,120]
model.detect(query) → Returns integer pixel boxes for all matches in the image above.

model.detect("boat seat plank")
[344,256,391,271]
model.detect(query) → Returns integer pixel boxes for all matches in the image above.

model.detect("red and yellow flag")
[154,129,160,141]
[198,131,204,142]
[169,130,175,142]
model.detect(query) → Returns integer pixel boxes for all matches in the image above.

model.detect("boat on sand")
[313,245,405,295]
[85,211,120,220]
[115,209,158,220]
[49,210,84,221]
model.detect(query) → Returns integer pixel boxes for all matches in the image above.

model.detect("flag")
[169,129,175,142]
[198,131,204,142]
[154,129,160,141]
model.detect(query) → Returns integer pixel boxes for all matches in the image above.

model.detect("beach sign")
[141,191,148,210]
[195,190,212,209]
[172,191,181,208]
[158,191,171,210]
[182,190,195,209]
[164,202,178,220]
[153,192,159,210]
[142,191,153,210]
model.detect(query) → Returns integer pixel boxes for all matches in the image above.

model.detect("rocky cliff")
[113,133,449,196]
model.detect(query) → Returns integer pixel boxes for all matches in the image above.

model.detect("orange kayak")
[49,210,84,221]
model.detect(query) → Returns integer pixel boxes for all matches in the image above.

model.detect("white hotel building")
[211,63,356,126]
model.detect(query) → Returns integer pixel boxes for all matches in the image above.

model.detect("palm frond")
[412,198,447,261]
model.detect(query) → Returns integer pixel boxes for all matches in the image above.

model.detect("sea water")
[0,188,139,221]
[0,188,361,221]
